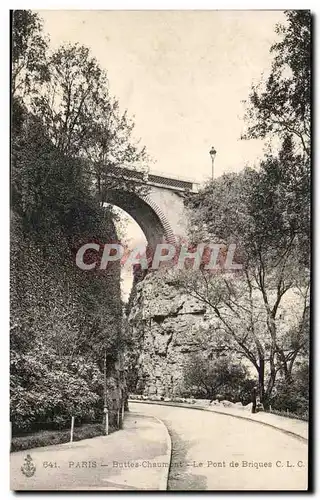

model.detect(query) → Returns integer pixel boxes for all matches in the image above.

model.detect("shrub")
[10,349,104,435]
[270,363,309,418]
[183,353,254,403]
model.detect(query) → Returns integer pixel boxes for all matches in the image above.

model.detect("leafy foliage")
[31,42,149,199]
[11,347,103,433]
[271,361,309,416]
[129,159,310,407]
[242,10,311,264]
[182,353,254,403]
[179,13,311,408]
[10,10,140,434]
[12,10,50,98]
[243,10,311,157]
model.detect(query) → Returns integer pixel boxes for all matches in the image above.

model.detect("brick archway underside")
[104,190,176,248]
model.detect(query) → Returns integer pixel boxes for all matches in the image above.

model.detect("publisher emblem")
[21,455,36,477]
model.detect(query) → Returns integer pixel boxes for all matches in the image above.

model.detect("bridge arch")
[104,190,176,248]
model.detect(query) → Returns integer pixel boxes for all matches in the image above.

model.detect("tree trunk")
[258,358,265,406]
[252,386,257,413]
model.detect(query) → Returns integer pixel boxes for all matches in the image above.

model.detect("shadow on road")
[166,426,207,491]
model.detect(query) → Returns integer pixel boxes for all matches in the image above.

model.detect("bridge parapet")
[106,165,199,193]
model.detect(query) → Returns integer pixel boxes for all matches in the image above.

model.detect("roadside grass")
[268,408,308,422]
[129,395,308,421]
[11,423,117,452]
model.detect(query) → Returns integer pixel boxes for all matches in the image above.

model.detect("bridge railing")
[106,165,199,193]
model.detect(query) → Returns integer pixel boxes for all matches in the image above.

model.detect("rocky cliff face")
[127,268,305,399]
[128,270,210,397]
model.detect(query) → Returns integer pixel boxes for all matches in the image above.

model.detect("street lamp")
[209,146,217,180]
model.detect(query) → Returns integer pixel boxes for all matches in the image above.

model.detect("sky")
[38,10,285,182]
[36,10,285,299]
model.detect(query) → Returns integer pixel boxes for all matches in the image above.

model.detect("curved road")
[130,402,308,491]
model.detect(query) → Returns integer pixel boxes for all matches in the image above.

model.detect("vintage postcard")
[10,9,311,491]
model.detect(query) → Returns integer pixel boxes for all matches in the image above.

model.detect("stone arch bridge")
[104,166,199,248]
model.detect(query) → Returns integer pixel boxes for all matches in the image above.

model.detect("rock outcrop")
[105,355,128,427]
[127,264,307,401]
[128,270,211,397]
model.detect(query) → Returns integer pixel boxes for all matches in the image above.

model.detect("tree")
[32,43,149,199]
[12,10,49,98]
[178,167,309,407]
[169,14,312,402]
[242,10,311,264]
[242,10,311,157]
[173,264,308,407]
[183,353,251,402]
[271,360,309,417]
[32,43,109,157]
[10,11,133,433]
[249,138,310,267]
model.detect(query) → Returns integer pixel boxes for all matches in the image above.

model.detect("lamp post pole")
[209,146,217,180]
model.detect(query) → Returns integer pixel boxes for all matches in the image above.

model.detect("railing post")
[70,416,75,443]
[104,406,109,436]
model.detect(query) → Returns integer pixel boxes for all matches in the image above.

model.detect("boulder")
[221,400,233,407]
[256,402,265,412]
[234,402,244,408]
[243,402,253,412]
